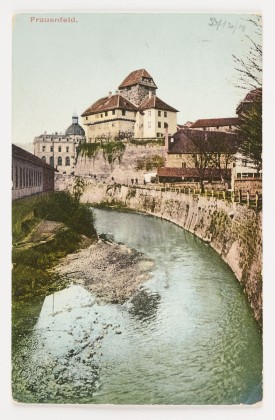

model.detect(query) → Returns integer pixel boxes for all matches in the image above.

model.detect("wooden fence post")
[238,190,242,203]
[255,192,258,209]
[247,191,250,206]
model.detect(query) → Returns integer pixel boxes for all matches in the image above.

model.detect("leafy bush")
[34,191,97,239]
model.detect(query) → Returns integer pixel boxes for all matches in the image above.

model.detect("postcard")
[11,12,262,406]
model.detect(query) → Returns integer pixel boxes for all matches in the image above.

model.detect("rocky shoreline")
[56,239,154,303]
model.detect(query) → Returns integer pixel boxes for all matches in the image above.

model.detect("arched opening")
[57,157,62,166]
[65,156,70,166]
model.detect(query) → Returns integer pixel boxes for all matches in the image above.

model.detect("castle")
[81,69,178,142]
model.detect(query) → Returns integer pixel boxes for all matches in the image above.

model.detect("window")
[65,156,70,166]
[42,156,46,162]
[66,147,69,152]
[148,111,151,117]
[164,112,167,117]
[50,146,53,152]
[58,157,62,166]
[158,111,161,117]
[101,114,103,118]
[42,146,46,152]
[50,156,54,167]
[158,122,161,128]
[105,111,108,116]
[112,110,115,115]
[148,121,151,129]
[19,167,22,188]
[182,162,187,169]
[15,166,18,188]
[122,110,126,116]
[86,117,88,120]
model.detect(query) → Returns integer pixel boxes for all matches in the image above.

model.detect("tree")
[233,16,262,172]
[189,132,216,193]
[210,132,240,180]
[233,16,262,91]
[237,98,262,171]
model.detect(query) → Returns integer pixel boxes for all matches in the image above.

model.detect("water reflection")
[12,209,262,405]
[12,285,105,403]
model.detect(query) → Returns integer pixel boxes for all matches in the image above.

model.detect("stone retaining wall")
[56,178,262,326]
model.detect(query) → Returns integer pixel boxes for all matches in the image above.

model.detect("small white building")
[34,115,86,175]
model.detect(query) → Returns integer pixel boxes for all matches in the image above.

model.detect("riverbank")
[56,239,154,304]
[55,178,262,327]
[12,192,97,303]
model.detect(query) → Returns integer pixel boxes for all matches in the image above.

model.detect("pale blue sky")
[12,13,261,144]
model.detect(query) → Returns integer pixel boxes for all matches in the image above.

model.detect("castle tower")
[118,69,157,107]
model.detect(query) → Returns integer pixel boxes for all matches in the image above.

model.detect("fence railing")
[79,176,262,211]
[120,183,262,211]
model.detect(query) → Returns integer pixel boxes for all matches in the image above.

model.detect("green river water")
[12,208,262,405]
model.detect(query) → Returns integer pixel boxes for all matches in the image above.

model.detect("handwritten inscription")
[209,17,246,34]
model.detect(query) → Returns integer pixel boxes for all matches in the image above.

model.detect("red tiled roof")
[157,167,231,179]
[169,129,240,154]
[177,122,193,129]
[139,96,178,112]
[81,94,137,117]
[242,88,262,103]
[118,69,157,89]
[236,88,262,114]
[191,118,239,128]
[12,144,57,171]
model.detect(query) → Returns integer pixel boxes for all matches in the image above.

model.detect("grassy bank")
[12,192,97,303]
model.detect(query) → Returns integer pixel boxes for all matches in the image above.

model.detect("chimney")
[148,91,152,99]
[108,91,112,98]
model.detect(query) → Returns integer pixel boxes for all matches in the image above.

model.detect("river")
[12,208,262,405]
